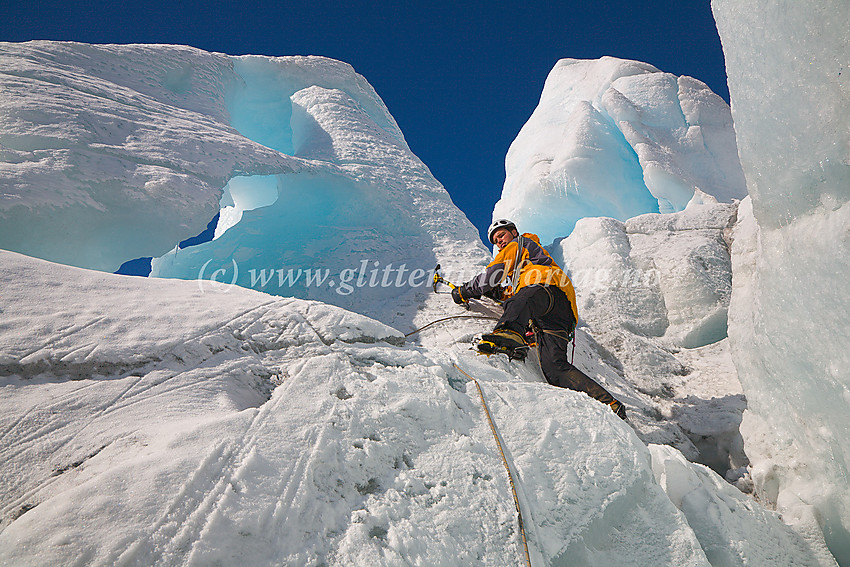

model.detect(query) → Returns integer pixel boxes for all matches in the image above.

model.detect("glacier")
[493,57,747,246]
[0,15,846,565]
[0,249,827,566]
[713,0,850,564]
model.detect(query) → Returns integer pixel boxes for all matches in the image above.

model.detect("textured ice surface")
[551,198,749,476]
[650,444,834,566]
[151,78,483,329]
[0,249,717,567]
[0,43,486,327]
[556,196,737,350]
[713,0,850,563]
[493,57,746,245]
[0,42,294,271]
[1,36,841,564]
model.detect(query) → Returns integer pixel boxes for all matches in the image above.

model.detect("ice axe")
[433,264,469,310]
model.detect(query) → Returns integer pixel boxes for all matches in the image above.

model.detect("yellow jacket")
[462,233,578,321]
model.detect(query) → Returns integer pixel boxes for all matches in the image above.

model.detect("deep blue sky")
[3,0,728,244]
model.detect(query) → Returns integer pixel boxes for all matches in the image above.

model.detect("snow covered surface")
[713,1,850,564]
[493,57,747,245]
[0,42,283,272]
[0,250,674,565]
[0,249,835,565]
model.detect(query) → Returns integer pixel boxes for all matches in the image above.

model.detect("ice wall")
[0,42,488,329]
[555,197,737,351]
[0,42,298,271]
[152,61,488,328]
[551,197,750,478]
[494,57,747,245]
[712,1,850,563]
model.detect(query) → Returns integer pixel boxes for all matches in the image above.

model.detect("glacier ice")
[0,42,296,272]
[650,443,834,566]
[150,76,487,329]
[493,57,747,245]
[0,42,485,314]
[0,242,835,564]
[0,249,715,566]
[1,36,843,565]
[713,0,850,563]
[550,197,751,477]
[214,175,279,239]
[554,196,737,350]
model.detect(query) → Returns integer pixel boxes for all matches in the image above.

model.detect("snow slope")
[0,249,828,566]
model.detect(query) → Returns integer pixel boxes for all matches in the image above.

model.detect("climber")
[452,218,627,419]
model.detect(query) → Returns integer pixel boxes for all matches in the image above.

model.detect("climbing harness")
[530,324,577,366]
[453,363,533,567]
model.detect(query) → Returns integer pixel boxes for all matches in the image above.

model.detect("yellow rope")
[452,363,533,567]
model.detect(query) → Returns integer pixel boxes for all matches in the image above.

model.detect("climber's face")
[492,228,517,251]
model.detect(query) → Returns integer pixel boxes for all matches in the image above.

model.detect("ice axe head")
[433,264,456,291]
[432,264,442,293]
[433,264,469,309]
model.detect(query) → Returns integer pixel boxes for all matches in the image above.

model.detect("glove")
[451,287,467,305]
[484,286,505,302]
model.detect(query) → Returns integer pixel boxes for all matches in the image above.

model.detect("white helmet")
[487,219,517,243]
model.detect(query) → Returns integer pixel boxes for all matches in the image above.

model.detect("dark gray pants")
[497,285,615,405]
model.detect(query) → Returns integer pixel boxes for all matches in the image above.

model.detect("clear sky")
[2,0,728,244]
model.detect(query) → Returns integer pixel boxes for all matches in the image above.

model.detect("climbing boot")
[609,400,627,420]
[477,329,529,361]
[480,329,527,350]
